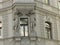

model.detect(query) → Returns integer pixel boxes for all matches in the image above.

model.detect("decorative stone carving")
[14,9,35,16]
[13,15,18,30]
[13,9,36,38]
[14,10,23,16]
[13,9,35,30]
[25,10,35,16]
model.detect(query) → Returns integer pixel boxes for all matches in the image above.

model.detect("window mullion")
[24,26,25,36]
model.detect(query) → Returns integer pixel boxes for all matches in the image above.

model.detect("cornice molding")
[0,36,60,42]
[36,7,60,18]
[0,2,59,18]
[35,0,59,11]
[0,0,13,4]
[0,3,35,13]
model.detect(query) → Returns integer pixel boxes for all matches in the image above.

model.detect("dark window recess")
[20,18,29,36]
[0,21,2,23]
[20,18,28,25]
[0,27,2,29]
[45,21,52,39]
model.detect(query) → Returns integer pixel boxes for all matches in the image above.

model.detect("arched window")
[45,21,52,39]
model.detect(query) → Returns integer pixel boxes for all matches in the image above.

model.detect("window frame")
[45,21,52,39]
[20,18,29,37]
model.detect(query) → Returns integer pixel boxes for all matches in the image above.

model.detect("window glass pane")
[25,26,28,36]
[45,0,50,4]
[46,0,48,3]
[20,26,24,36]
[20,18,28,25]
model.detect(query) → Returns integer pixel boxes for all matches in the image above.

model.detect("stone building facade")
[0,0,60,45]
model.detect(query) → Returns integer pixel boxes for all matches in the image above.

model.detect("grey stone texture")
[0,0,59,45]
